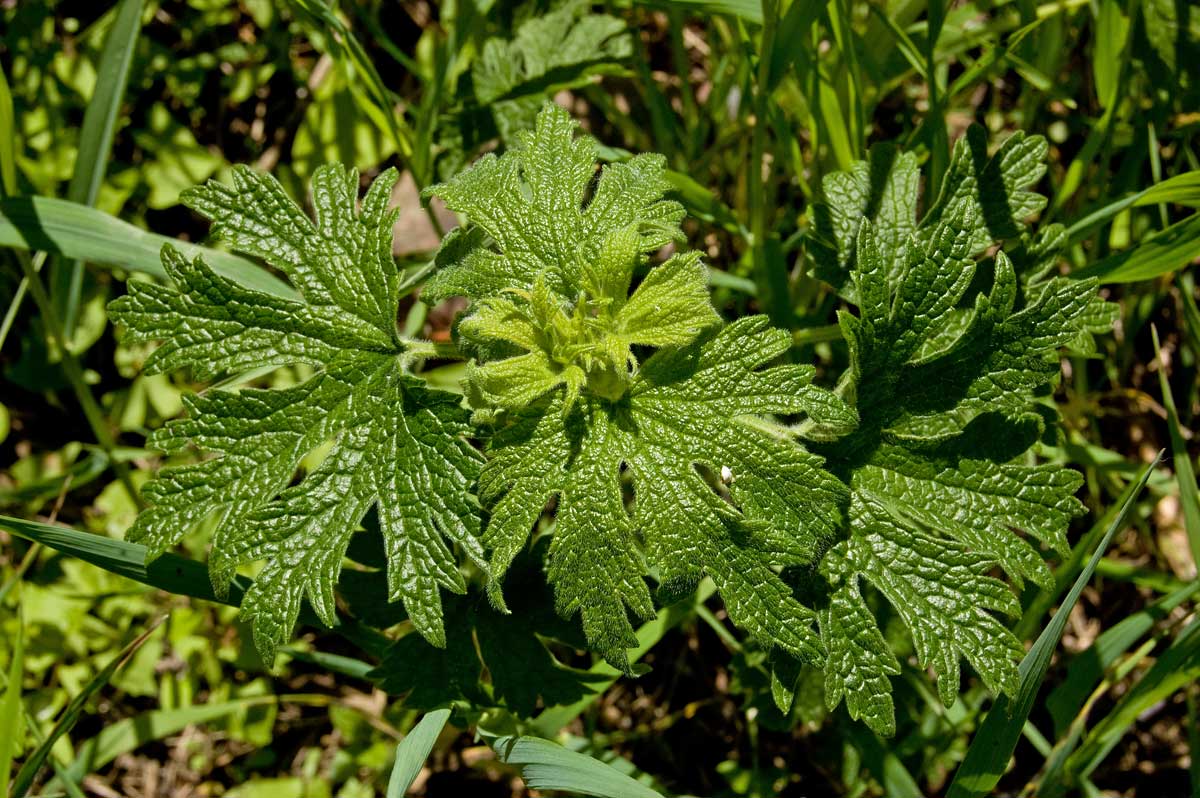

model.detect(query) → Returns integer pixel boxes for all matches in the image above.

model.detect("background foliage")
[2,0,1199,796]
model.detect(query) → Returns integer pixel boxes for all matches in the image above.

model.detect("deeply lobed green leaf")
[109,165,486,662]
[474,317,853,671]
[426,105,854,671]
[106,102,1109,737]
[795,127,1106,735]
[423,104,684,304]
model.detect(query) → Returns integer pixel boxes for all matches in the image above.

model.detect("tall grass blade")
[52,0,144,338]
[0,63,16,197]
[1053,99,1119,212]
[387,708,450,797]
[0,196,293,297]
[0,515,390,658]
[0,612,24,796]
[767,0,821,89]
[10,618,163,798]
[1136,170,1200,208]
[817,76,855,171]
[946,451,1163,798]
[1065,170,1200,242]
[58,697,283,785]
[1152,326,1200,570]
[285,0,413,159]
[491,736,665,798]
[924,0,948,198]
[1092,0,1128,107]
[1015,477,1139,640]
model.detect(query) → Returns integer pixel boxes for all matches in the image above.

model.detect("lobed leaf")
[423,103,684,303]
[478,318,852,671]
[796,129,1103,734]
[109,165,486,662]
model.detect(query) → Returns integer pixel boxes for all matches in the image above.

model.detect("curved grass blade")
[1071,214,1200,283]
[387,708,450,797]
[1065,170,1200,243]
[1092,0,1129,108]
[58,697,281,785]
[946,451,1163,798]
[52,0,145,337]
[284,0,413,159]
[0,196,293,298]
[10,617,163,798]
[1045,579,1200,735]
[0,515,390,658]
[1136,170,1200,209]
[0,514,248,605]
[491,736,665,798]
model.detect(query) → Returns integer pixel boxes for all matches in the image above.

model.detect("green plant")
[106,102,1109,738]
[108,165,488,661]
[5,2,1200,795]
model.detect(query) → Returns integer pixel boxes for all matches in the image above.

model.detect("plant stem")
[14,250,144,510]
[0,269,31,351]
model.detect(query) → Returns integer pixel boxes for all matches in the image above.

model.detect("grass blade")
[1044,579,1200,735]
[1064,170,1200,243]
[52,0,145,337]
[1071,213,1200,283]
[1136,170,1200,208]
[0,611,24,795]
[284,0,413,159]
[0,514,248,606]
[0,195,293,298]
[491,735,665,798]
[1092,0,1129,107]
[0,515,391,659]
[10,618,163,798]
[1063,615,1200,787]
[767,0,821,89]
[62,697,282,782]
[1014,476,1141,640]
[0,63,16,197]
[1152,325,1200,567]
[946,451,1163,798]
[387,708,451,797]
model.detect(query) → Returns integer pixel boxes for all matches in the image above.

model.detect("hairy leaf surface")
[427,105,854,671]
[474,0,632,143]
[797,128,1104,735]
[435,0,632,178]
[425,104,683,304]
[478,318,852,670]
[109,165,485,661]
